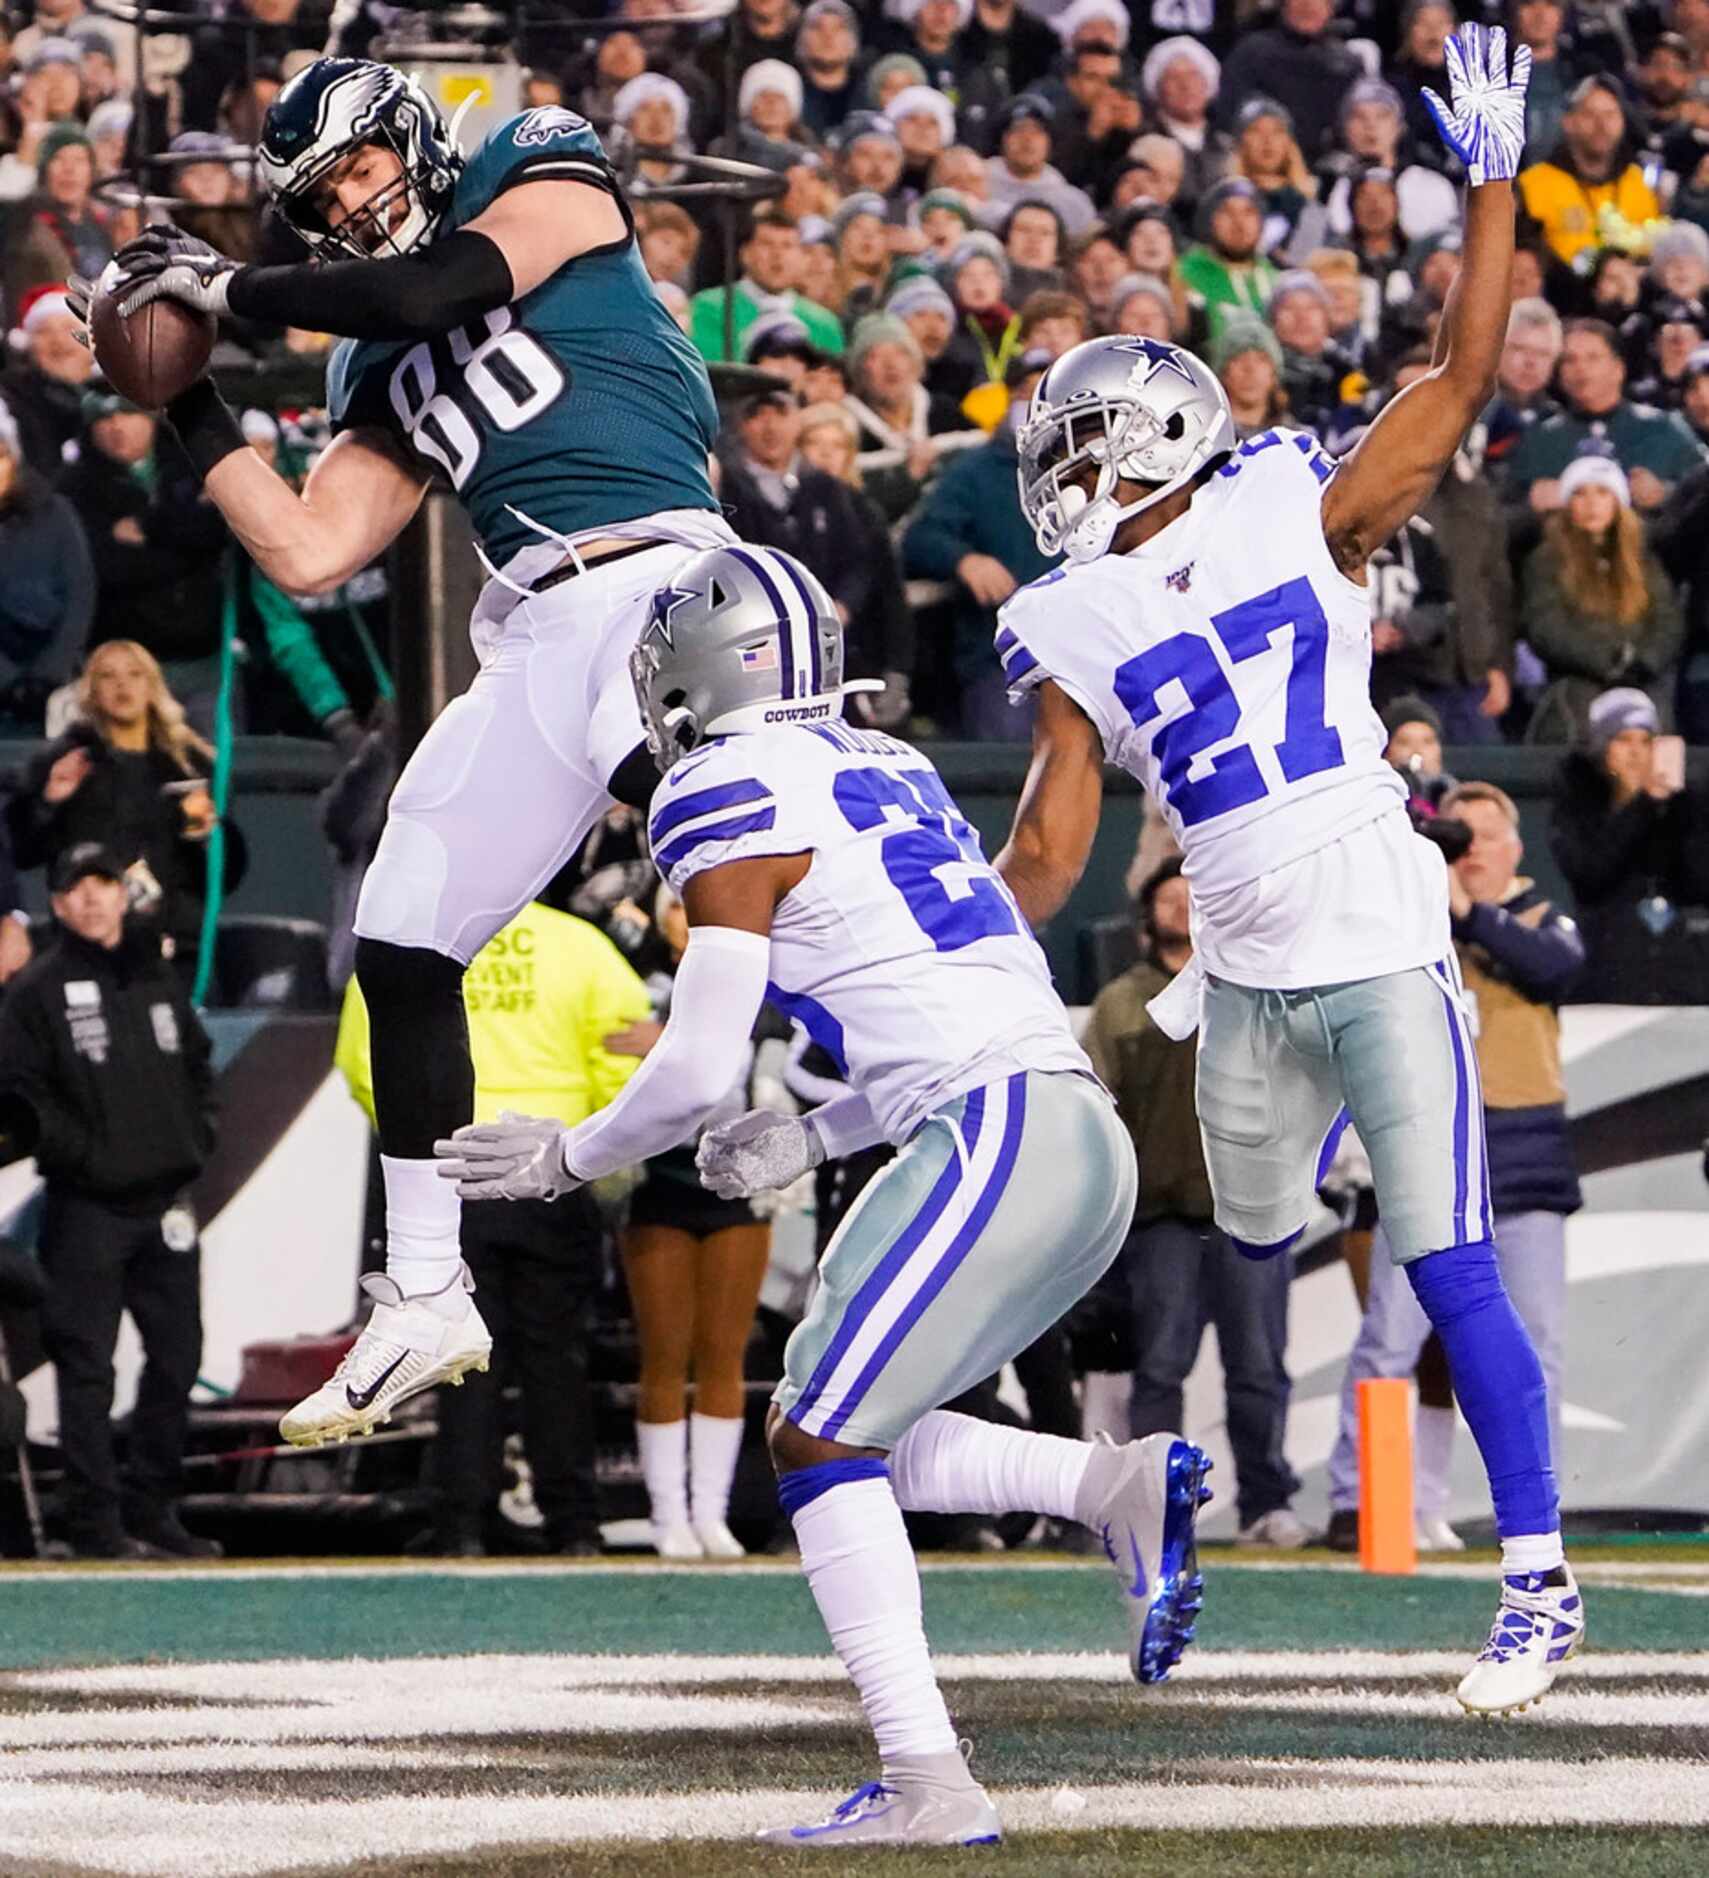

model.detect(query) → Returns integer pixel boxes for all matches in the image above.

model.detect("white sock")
[1414,1402,1455,1525]
[1501,1531,1566,1577]
[638,1419,691,1531]
[792,1475,957,1762]
[889,1409,1093,1523]
[689,1413,744,1530]
[381,1154,464,1314]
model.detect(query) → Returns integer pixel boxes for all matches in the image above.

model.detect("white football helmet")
[1016,335,1237,564]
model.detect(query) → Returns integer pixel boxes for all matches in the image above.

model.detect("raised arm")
[1320,24,1529,578]
[995,680,1106,930]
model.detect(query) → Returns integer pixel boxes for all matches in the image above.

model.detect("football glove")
[1421,23,1531,187]
[434,1111,583,1203]
[697,1109,825,1201]
[109,224,239,321]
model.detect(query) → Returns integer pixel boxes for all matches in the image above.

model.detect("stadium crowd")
[0,1,1706,1561]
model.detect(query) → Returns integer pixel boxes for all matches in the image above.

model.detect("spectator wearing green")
[688,210,845,364]
[1507,318,1707,515]
[1178,177,1279,341]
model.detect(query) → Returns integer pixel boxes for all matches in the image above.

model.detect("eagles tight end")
[73,60,730,1448]
[991,26,1583,1718]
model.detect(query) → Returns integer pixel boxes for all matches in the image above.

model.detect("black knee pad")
[354,937,466,1013]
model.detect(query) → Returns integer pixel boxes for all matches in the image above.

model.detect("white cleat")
[1417,1517,1468,1554]
[693,1518,746,1559]
[652,1522,706,1560]
[757,1749,1000,1848]
[1087,1432,1213,1684]
[279,1264,492,1448]
[1457,1564,1585,1717]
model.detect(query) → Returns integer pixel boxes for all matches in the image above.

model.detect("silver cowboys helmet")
[1017,335,1237,564]
[257,57,463,262]
[632,545,874,770]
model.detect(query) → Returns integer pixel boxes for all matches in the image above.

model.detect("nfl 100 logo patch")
[1166,562,1195,594]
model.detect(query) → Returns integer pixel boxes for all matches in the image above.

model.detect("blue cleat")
[1088,1432,1212,1684]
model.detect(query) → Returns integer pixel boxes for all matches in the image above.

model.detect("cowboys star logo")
[1112,336,1198,388]
[651,582,700,649]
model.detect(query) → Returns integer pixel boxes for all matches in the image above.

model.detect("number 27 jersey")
[647,721,1091,1144]
[997,428,1445,990]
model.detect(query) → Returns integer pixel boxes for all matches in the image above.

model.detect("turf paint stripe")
[2,1763,1708,1876]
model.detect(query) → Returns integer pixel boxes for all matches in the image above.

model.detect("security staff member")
[0,843,218,1559]
[337,898,651,1556]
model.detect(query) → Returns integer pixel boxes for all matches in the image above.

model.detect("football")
[88,277,216,409]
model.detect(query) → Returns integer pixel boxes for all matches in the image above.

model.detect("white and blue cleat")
[1457,1563,1585,1716]
[757,1763,1002,1848]
[1090,1431,1213,1684]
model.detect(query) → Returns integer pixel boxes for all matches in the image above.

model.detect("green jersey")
[328,107,719,567]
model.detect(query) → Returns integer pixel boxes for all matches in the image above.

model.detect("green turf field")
[1,1553,1704,1876]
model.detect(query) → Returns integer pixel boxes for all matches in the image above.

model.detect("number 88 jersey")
[647,720,1091,1145]
[998,428,1446,990]
[327,108,718,570]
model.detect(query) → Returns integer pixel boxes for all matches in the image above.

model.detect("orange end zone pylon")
[1357,1377,1417,1576]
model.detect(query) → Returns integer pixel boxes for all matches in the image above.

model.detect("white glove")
[697,1108,825,1201]
[1420,23,1531,187]
[434,1111,582,1202]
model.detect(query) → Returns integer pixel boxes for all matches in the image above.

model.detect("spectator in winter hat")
[1212,315,1288,439]
[1650,221,1709,307]
[1485,297,1565,472]
[615,72,694,154]
[2,120,110,312]
[846,310,976,520]
[795,0,863,139]
[985,93,1096,235]
[889,86,956,193]
[917,186,976,259]
[888,274,960,398]
[834,190,894,323]
[85,98,133,178]
[1053,0,1128,55]
[1003,198,1066,303]
[1320,76,1458,243]
[1216,0,1360,161]
[1230,97,1318,248]
[1522,452,1685,743]
[866,53,928,115]
[938,230,1021,409]
[833,111,905,200]
[1140,36,1225,208]
[1389,0,1458,171]
[1180,178,1278,341]
[1269,268,1352,438]
[0,287,95,472]
[738,58,806,146]
[1110,272,1176,340]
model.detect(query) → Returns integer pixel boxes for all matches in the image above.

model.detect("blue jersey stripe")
[650,777,773,845]
[1002,644,1038,682]
[653,806,778,874]
[766,980,848,1076]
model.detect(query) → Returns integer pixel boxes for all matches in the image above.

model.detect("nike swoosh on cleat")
[345,1351,409,1412]
[1126,1532,1147,1600]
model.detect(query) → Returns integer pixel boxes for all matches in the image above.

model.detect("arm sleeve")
[804,1086,887,1161]
[560,925,769,1181]
[226,229,515,342]
[1453,901,1585,1001]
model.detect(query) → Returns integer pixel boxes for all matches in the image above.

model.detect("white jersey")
[998,426,1447,989]
[646,720,1092,1143]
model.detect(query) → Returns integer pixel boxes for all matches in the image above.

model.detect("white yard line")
[0,1761,1706,1875]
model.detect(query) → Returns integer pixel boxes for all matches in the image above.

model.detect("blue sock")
[1407,1240,1558,1541]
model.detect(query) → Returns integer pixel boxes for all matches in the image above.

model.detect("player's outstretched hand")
[110,223,239,321]
[697,1108,824,1200]
[434,1111,581,1203]
[1421,22,1531,187]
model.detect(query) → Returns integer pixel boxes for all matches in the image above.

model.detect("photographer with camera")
[0,843,218,1559]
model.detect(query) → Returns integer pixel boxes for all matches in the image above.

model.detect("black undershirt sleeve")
[225,227,515,342]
